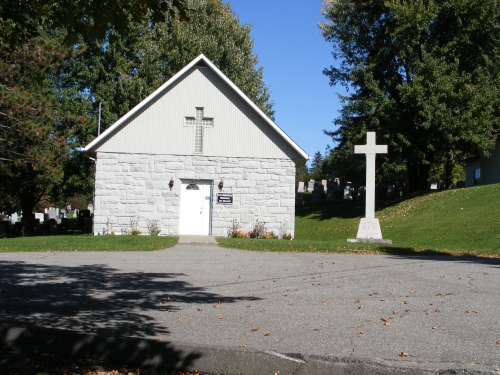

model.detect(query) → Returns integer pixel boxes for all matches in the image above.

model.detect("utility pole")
[98,102,102,136]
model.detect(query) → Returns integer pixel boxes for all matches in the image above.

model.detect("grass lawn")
[218,183,500,257]
[0,235,178,252]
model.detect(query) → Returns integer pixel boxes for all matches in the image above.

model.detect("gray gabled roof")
[83,54,309,160]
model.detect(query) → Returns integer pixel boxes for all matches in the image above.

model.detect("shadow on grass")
[0,260,260,371]
[376,246,500,266]
[296,191,429,220]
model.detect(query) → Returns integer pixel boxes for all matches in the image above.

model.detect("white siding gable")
[95,65,303,160]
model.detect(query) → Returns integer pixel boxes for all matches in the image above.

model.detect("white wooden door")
[179,180,212,235]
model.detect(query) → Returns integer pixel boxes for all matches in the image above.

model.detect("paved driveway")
[0,244,499,374]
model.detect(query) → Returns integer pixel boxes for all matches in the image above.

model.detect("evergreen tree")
[310,151,324,181]
[0,34,89,223]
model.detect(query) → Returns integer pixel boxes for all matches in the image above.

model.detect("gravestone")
[333,178,341,191]
[83,218,93,233]
[326,190,335,202]
[430,182,438,190]
[49,218,58,235]
[10,213,18,224]
[307,180,315,192]
[48,208,58,220]
[322,180,328,192]
[311,184,324,204]
[297,181,305,193]
[343,186,351,200]
[295,193,304,206]
[35,213,44,223]
[59,210,65,220]
[348,132,391,244]
[87,204,94,214]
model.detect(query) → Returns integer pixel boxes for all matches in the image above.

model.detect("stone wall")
[94,152,296,237]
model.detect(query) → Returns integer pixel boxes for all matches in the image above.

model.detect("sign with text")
[217,193,233,205]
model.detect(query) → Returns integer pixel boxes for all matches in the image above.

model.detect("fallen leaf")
[354,299,360,304]
[410,290,415,294]
[465,310,481,314]
[214,304,220,308]
[154,338,161,341]
[264,331,271,336]
[259,309,265,312]
[400,352,409,357]
[404,300,409,304]
[251,328,258,332]
[434,308,440,313]
[495,340,500,345]
[197,307,203,311]
[380,298,386,302]
[432,327,437,330]
[393,310,399,314]
[358,331,364,336]
[239,344,246,348]
[218,316,223,320]
[176,317,181,322]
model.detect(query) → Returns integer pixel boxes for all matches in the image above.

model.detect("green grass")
[0,235,178,252]
[218,184,500,257]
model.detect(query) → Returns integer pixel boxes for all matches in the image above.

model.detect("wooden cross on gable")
[185,107,214,154]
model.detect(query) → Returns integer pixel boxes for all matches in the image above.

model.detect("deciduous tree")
[321,0,500,191]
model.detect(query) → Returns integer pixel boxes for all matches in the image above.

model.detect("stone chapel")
[84,54,308,237]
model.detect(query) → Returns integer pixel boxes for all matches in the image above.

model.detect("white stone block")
[280,199,295,207]
[118,154,139,163]
[131,164,148,173]
[238,160,260,169]
[260,161,275,169]
[154,154,178,162]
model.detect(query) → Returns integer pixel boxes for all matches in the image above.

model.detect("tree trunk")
[407,163,420,192]
[444,149,454,189]
[418,163,430,191]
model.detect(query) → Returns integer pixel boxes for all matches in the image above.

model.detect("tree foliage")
[321,0,500,191]
[0,0,187,48]
[0,35,89,221]
[309,151,324,181]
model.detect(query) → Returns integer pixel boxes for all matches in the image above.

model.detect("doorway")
[178,180,212,235]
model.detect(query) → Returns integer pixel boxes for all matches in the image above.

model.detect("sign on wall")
[216,193,233,205]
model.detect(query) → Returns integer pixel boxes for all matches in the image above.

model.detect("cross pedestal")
[347,132,392,244]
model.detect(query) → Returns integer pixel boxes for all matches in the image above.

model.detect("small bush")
[146,219,161,236]
[249,220,267,239]
[129,228,142,235]
[230,231,249,238]
[263,231,278,239]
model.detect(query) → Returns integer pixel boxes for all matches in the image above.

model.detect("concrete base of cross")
[347,218,392,244]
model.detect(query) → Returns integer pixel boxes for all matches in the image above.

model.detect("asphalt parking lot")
[1,243,499,374]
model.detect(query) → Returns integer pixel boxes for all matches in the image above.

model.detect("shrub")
[230,231,249,238]
[263,231,278,239]
[249,220,267,239]
[146,219,161,236]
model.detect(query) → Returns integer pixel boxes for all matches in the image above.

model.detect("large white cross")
[185,108,213,154]
[355,132,387,219]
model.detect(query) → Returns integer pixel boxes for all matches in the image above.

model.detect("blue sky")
[226,0,346,162]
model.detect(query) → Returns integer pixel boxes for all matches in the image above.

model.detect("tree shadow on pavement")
[0,260,260,371]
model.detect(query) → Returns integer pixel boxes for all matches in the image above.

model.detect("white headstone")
[348,132,392,244]
[307,180,315,192]
[35,213,44,223]
[298,181,305,193]
[10,213,18,224]
[322,179,328,192]
[48,208,58,219]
